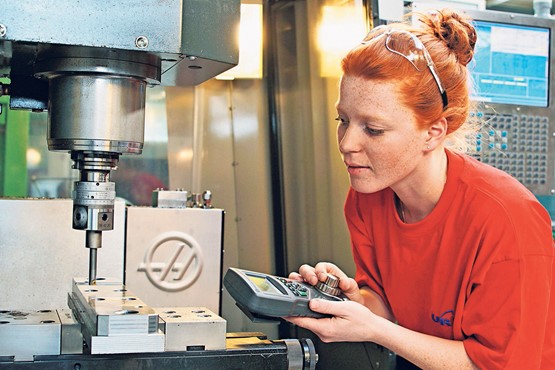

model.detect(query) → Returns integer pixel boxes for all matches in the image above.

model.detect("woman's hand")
[285,298,379,343]
[286,262,389,343]
[288,262,363,304]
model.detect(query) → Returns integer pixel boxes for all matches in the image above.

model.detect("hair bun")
[419,9,477,66]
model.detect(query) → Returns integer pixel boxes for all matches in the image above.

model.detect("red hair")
[341,9,477,135]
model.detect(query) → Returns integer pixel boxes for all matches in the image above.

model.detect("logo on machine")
[138,231,204,292]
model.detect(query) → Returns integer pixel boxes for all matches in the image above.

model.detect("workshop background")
[1,0,553,369]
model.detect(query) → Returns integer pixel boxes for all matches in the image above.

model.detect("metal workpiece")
[71,279,158,336]
[90,332,165,355]
[69,279,164,354]
[152,189,189,208]
[57,309,83,355]
[155,307,226,351]
[152,188,215,208]
[0,309,61,361]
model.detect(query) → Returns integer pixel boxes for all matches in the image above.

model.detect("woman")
[287,9,554,369]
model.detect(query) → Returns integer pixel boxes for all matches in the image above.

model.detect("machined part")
[68,279,163,354]
[57,309,83,355]
[0,310,61,361]
[152,189,189,208]
[151,189,215,209]
[71,279,159,336]
[155,307,226,351]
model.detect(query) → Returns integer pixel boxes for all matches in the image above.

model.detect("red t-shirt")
[345,149,554,369]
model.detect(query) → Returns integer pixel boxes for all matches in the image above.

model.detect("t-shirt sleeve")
[344,188,389,305]
[462,202,553,369]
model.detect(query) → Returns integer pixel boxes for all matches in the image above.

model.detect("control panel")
[469,110,552,194]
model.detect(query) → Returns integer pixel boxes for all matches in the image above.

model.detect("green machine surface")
[0,85,29,196]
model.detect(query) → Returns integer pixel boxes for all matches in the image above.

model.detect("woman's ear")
[424,117,448,151]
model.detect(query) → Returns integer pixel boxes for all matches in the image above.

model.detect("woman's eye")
[335,116,384,136]
[364,127,385,136]
[334,116,348,125]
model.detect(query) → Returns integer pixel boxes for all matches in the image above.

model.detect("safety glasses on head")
[362,25,448,110]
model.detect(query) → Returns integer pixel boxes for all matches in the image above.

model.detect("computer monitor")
[463,9,555,197]
[471,19,549,107]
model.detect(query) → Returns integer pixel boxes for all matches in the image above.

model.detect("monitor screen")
[246,273,284,295]
[470,20,550,107]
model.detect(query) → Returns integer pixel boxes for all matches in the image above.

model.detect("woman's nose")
[338,125,360,153]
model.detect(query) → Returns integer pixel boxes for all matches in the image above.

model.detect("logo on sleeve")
[431,310,454,327]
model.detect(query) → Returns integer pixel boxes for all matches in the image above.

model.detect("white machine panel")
[0,198,125,310]
[125,207,224,314]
